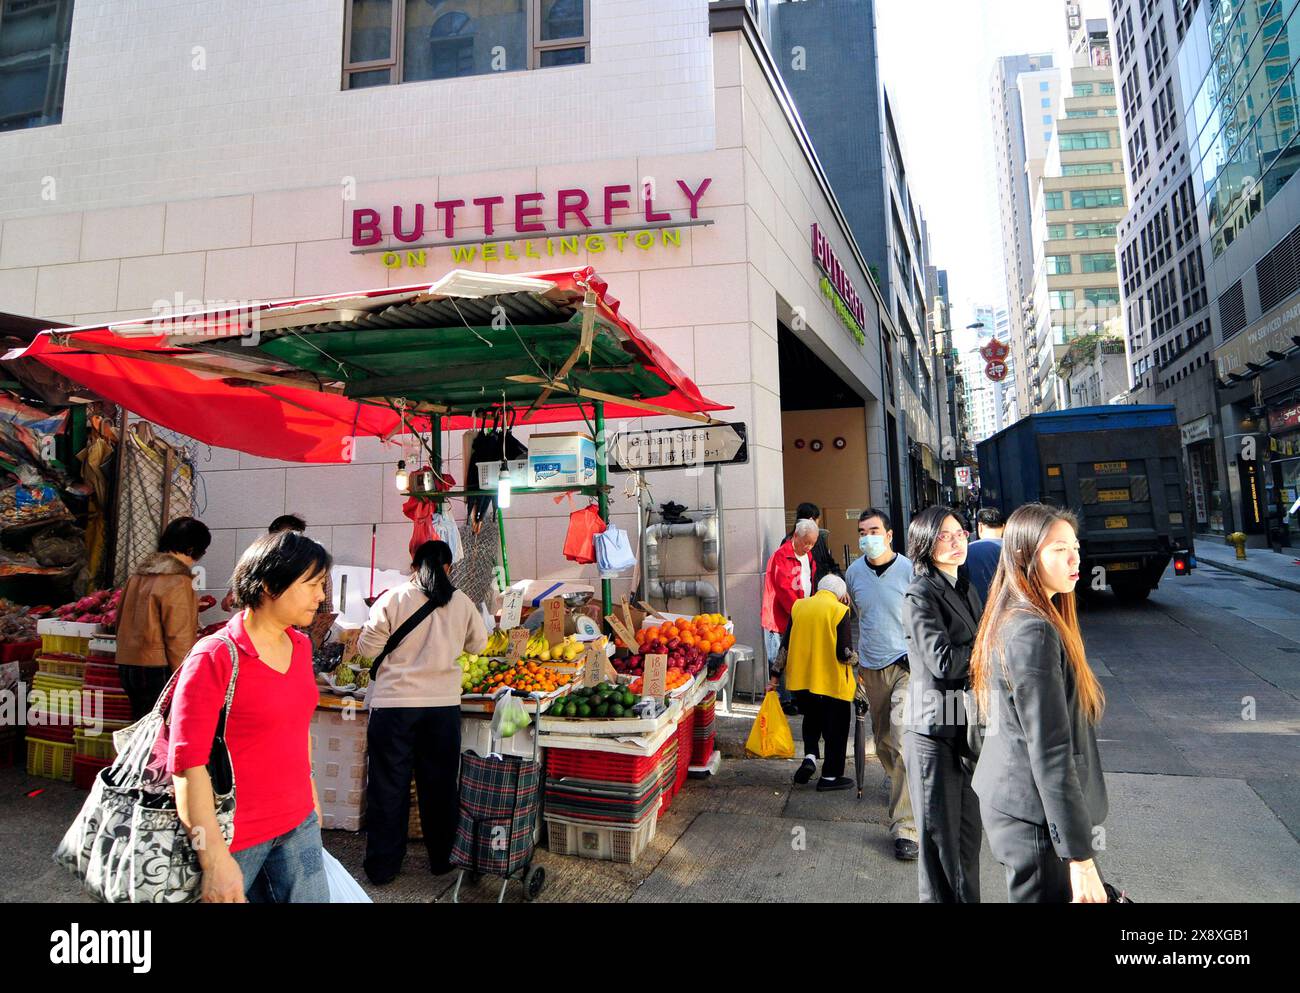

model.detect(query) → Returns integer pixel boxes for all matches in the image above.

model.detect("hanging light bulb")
[394,459,409,492]
[496,460,512,509]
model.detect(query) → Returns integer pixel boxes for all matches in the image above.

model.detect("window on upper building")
[1045,254,1073,275]
[1044,191,1066,210]
[1042,97,1052,107]
[1081,252,1118,272]
[1085,288,1121,306]
[1044,130,1053,141]
[0,0,74,132]
[342,0,589,88]
[1073,83,1095,97]
[1059,129,1115,150]
[1043,114,1053,124]
[1048,223,1068,239]
[1071,187,1126,208]
[1062,162,1115,175]
[1049,290,1076,311]
[1040,80,1051,91]
[1099,81,1116,94]
[1074,221,1118,238]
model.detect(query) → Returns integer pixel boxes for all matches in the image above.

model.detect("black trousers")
[904,730,981,903]
[794,690,851,779]
[118,664,170,722]
[365,706,460,882]
[981,799,1072,903]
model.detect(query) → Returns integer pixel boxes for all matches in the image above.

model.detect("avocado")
[609,704,625,718]
[595,703,610,717]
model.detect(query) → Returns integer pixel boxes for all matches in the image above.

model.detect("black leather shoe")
[894,838,919,861]
[793,758,817,785]
[781,700,800,716]
[815,776,854,792]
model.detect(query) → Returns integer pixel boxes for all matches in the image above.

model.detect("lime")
[595,703,610,718]
[609,704,625,719]
[563,702,578,718]
[577,704,591,718]
[621,691,635,708]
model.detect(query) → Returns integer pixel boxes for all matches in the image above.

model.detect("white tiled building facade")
[0,1,899,652]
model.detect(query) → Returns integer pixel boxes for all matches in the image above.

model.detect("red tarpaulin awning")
[5,267,729,464]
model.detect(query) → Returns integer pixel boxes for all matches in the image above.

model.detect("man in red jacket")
[761,519,819,712]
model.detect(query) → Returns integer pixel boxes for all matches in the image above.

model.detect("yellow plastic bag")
[745,691,796,758]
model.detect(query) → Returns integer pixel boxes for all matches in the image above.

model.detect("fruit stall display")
[0,599,40,661]
[460,655,574,697]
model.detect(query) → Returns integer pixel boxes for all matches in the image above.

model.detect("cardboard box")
[528,432,596,487]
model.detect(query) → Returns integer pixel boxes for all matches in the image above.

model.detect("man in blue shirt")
[964,507,1005,605]
[843,508,918,861]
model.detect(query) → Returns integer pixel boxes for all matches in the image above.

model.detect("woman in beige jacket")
[357,539,487,884]
[115,517,211,720]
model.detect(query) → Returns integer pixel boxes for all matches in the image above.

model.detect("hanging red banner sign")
[979,339,1009,361]
[985,360,1008,382]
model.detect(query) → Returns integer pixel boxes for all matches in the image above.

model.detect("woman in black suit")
[970,503,1109,903]
[901,505,984,903]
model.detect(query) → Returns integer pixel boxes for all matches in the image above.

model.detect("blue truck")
[976,404,1195,602]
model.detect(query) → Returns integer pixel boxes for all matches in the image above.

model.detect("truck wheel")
[1112,582,1151,604]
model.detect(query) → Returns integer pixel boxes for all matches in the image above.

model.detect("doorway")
[777,323,869,572]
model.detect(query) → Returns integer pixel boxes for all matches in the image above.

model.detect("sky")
[873,0,1107,329]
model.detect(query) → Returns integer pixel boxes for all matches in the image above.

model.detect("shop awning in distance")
[4,267,729,464]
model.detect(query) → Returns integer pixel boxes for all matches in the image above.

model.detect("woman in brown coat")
[115,517,211,720]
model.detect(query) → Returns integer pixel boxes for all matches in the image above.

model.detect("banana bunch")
[484,628,511,656]
[524,631,585,663]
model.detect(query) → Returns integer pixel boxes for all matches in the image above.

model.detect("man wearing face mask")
[843,508,919,861]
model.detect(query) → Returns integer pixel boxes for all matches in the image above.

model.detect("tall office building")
[1028,10,1128,410]
[768,0,945,516]
[1111,0,1220,531]
[992,53,1058,420]
[1185,0,1300,547]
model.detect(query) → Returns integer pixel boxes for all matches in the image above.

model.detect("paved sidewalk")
[1194,538,1300,592]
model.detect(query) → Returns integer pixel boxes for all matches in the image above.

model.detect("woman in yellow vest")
[770,574,858,791]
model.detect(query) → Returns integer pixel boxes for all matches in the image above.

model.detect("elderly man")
[761,518,820,712]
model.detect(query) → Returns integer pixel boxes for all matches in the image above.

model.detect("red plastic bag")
[562,504,607,564]
[402,496,438,559]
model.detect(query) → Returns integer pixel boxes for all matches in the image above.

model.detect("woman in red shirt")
[169,531,331,903]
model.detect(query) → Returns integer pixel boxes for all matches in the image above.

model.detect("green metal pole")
[594,400,612,619]
[496,505,511,590]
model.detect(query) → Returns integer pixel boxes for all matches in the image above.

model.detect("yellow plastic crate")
[27,737,74,781]
[40,634,93,658]
[74,729,117,763]
[37,656,86,680]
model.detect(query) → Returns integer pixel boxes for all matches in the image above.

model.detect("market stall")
[9,266,735,870]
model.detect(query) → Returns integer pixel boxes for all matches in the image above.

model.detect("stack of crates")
[74,638,127,789]
[542,736,677,863]
[662,704,694,811]
[310,704,369,830]
[691,691,717,767]
[29,620,103,781]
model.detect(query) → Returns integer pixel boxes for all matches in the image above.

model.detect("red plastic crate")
[546,736,675,783]
[72,755,111,791]
[0,639,40,662]
[691,732,716,767]
[83,661,123,690]
[25,719,75,744]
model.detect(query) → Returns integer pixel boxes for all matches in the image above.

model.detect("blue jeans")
[233,811,328,903]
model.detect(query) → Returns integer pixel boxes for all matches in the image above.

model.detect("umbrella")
[854,699,869,799]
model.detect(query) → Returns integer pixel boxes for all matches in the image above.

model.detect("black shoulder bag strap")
[371,596,438,682]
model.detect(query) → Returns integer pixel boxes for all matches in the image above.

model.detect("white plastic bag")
[594,525,636,578]
[323,849,372,903]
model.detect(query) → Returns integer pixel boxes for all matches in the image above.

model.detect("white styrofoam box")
[37,620,105,638]
[476,458,528,489]
[311,706,369,832]
[527,432,596,488]
[461,714,538,760]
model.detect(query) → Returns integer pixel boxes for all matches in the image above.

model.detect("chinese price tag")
[506,627,530,663]
[642,653,668,699]
[500,587,525,630]
[543,597,566,648]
